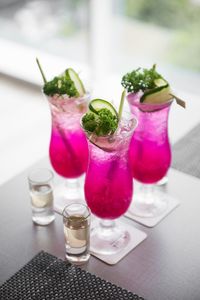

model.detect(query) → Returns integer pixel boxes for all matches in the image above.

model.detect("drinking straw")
[118,89,126,120]
[36,58,47,84]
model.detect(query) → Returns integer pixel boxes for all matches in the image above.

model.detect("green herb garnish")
[82,108,118,136]
[121,64,166,93]
[43,71,78,97]
[82,90,127,136]
[36,58,84,97]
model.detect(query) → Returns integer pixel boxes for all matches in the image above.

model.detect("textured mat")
[172,123,200,178]
[0,251,144,300]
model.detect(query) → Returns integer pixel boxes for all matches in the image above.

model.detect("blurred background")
[0,0,200,184]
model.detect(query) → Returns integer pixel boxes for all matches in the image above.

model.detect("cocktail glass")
[47,93,90,210]
[82,116,137,255]
[127,92,173,218]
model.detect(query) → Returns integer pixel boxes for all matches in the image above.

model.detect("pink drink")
[128,93,172,184]
[48,94,89,178]
[84,118,137,219]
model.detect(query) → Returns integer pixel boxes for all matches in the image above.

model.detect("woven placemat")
[0,251,144,300]
[172,123,200,178]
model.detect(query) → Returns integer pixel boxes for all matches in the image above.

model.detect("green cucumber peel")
[66,68,86,96]
[140,84,169,103]
[89,99,118,117]
[82,99,118,136]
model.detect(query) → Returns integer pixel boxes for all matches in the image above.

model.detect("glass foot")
[130,185,169,218]
[90,220,130,255]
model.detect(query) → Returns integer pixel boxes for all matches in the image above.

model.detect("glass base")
[131,184,169,218]
[65,252,90,265]
[90,220,130,255]
[32,208,55,225]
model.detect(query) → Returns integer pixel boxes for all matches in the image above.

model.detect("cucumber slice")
[154,78,168,87]
[66,68,86,97]
[89,99,118,118]
[140,84,173,104]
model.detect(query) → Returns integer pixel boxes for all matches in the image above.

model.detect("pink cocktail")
[84,134,133,220]
[127,93,173,217]
[47,94,89,207]
[49,95,89,178]
[83,117,137,254]
[128,93,172,184]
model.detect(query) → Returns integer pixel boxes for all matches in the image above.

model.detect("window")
[0,0,199,95]
[0,0,89,62]
[0,0,89,83]
[112,0,200,94]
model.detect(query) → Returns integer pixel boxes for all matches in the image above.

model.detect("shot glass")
[63,203,91,265]
[28,168,55,225]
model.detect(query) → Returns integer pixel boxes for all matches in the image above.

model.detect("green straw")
[36,57,47,84]
[118,89,126,120]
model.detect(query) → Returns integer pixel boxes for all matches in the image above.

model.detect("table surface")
[0,159,200,300]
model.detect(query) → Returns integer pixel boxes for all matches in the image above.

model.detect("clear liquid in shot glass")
[64,214,90,264]
[30,184,55,225]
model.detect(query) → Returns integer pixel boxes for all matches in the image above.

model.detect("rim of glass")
[62,203,91,220]
[28,168,54,184]
[127,92,174,109]
[137,99,173,108]
[43,91,90,102]
[80,114,138,139]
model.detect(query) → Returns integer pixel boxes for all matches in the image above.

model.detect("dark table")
[0,159,200,300]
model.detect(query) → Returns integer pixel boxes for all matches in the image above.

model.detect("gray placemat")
[172,123,200,178]
[0,251,144,300]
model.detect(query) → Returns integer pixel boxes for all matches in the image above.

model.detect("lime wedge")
[89,99,118,118]
[66,68,86,97]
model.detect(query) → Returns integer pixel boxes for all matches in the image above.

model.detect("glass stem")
[65,178,82,200]
[140,184,154,205]
[99,219,115,231]
[100,219,115,228]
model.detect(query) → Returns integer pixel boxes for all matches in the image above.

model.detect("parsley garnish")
[36,58,79,97]
[43,71,78,97]
[82,108,118,136]
[121,64,165,93]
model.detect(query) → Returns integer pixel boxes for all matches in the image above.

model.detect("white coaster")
[125,194,180,228]
[90,219,147,265]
